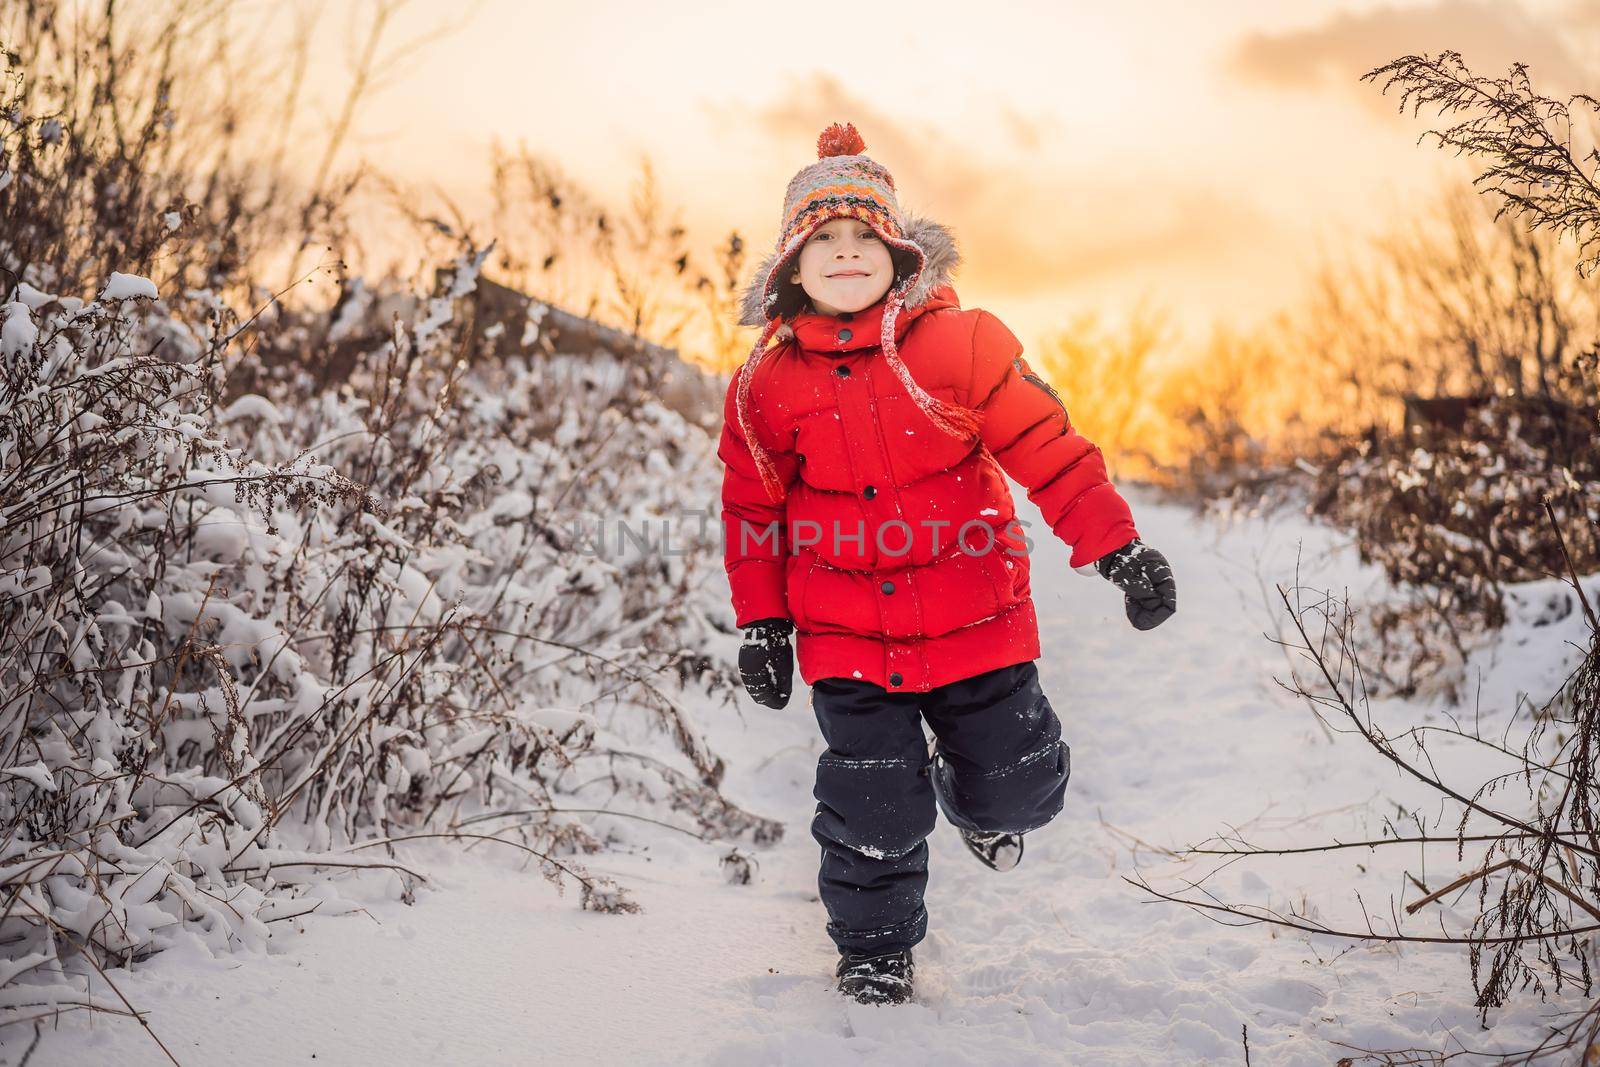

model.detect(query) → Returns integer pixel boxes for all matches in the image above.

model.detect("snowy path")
[39,489,1578,1066]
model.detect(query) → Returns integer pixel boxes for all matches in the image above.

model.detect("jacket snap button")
[881,580,895,594]
[837,328,853,342]
[797,452,806,463]
[834,364,851,378]
[889,672,903,687]
[862,485,876,499]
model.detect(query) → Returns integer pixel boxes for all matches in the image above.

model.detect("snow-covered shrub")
[1306,385,1599,700]
[0,279,369,1016]
[0,250,773,1029]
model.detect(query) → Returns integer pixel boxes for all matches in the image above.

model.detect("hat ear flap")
[772,275,811,319]
[888,245,919,289]
[768,251,812,320]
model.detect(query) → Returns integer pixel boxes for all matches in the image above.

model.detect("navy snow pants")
[809,660,1071,956]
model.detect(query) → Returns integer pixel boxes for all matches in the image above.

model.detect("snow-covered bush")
[1306,385,1599,700]
[0,249,772,1029]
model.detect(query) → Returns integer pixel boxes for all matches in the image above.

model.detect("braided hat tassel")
[734,316,788,502]
[876,233,984,441]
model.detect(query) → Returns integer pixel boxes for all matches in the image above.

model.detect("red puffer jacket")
[718,284,1139,693]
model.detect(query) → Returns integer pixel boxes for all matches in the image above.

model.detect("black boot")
[835,949,915,1005]
[958,827,1025,872]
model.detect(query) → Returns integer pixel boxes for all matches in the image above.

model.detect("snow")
[327,278,372,343]
[0,302,36,357]
[12,282,54,310]
[0,762,56,792]
[219,393,285,423]
[521,301,549,347]
[100,272,159,302]
[35,487,1593,1065]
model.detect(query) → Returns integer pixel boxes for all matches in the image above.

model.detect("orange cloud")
[1228,0,1591,109]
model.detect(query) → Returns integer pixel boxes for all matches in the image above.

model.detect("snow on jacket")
[717,230,1139,694]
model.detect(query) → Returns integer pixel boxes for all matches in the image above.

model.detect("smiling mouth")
[828,270,870,278]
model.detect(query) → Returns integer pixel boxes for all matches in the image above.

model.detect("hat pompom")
[817,122,866,159]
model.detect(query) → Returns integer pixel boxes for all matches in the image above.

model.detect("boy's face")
[790,217,896,317]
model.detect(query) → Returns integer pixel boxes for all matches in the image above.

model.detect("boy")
[718,122,1177,1005]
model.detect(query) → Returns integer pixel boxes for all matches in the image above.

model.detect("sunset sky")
[284,0,1598,355]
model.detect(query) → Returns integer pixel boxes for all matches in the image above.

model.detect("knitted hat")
[734,122,981,502]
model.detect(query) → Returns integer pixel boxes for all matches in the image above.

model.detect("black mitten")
[738,617,795,709]
[1093,538,1177,631]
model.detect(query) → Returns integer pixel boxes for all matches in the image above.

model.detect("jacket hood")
[737,211,962,331]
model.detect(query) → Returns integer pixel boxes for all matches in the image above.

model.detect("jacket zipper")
[1014,357,1068,420]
